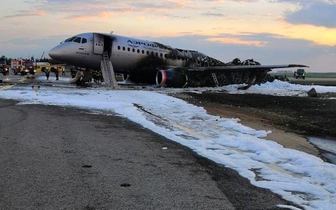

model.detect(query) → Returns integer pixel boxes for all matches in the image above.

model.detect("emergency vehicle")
[24,60,36,75]
[11,59,36,75]
[11,59,24,75]
[0,57,9,75]
[294,69,306,79]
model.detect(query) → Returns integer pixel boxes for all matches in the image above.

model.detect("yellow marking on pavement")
[0,85,14,91]
[19,78,26,83]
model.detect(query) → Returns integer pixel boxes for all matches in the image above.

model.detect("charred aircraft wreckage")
[49,32,308,89]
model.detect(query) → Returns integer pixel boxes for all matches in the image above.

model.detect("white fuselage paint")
[49,32,187,73]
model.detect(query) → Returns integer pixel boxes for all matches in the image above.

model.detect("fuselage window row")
[116,45,190,61]
[116,45,167,58]
[116,45,183,60]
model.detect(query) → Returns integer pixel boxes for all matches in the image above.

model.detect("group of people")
[42,66,104,85]
[43,66,66,80]
[91,70,103,84]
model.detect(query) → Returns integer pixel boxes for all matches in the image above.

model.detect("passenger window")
[132,48,135,52]
[137,49,140,53]
[127,47,130,51]
[73,37,81,43]
[142,50,144,54]
[82,38,87,44]
[118,46,120,50]
[122,47,125,51]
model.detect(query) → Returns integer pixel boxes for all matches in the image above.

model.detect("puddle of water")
[308,137,336,164]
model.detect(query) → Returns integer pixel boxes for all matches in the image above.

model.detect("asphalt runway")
[0,76,296,209]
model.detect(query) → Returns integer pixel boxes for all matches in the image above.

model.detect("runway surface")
[0,73,293,209]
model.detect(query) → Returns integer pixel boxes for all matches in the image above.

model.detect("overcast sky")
[1,0,335,72]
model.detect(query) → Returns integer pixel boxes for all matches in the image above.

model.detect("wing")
[188,64,309,72]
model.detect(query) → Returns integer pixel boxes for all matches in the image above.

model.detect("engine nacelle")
[156,69,187,88]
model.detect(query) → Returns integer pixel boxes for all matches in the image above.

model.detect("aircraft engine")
[156,69,187,88]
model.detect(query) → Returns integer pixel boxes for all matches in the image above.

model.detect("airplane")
[48,32,308,89]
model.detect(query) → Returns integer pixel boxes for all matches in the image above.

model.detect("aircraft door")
[93,33,104,55]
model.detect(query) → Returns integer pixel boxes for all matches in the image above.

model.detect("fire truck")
[11,59,36,75]
[24,59,36,75]
[0,58,9,76]
[11,59,24,75]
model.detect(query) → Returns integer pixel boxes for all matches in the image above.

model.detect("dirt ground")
[171,91,336,158]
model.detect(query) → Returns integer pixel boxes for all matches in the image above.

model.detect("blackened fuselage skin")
[49,32,307,88]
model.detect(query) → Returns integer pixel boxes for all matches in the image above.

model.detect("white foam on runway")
[1,81,336,210]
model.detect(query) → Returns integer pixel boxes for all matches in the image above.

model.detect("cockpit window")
[73,37,81,43]
[65,36,76,42]
[63,36,88,44]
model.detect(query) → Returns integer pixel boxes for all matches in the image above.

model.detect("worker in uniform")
[45,67,50,80]
[92,70,100,84]
[70,67,77,78]
[55,66,59,80]
[83,68,91,83]
[62,66,66,76]
[20,65,25,76]
[98,71,103,82]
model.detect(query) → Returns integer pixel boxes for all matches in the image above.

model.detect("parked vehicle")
[24,60,36,75]
[0,58,9,75]
[294,69,306,79]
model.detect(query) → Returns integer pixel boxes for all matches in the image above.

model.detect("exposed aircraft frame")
[49,32,308,89]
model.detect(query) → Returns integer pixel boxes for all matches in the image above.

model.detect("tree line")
[0,55,62,65]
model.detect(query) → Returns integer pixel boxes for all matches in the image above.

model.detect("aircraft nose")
[48,45,62,60]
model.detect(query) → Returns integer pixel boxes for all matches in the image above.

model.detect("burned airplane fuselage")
[49,32,306,88]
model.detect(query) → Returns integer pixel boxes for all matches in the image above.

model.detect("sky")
[1,77,336,209]
[0,0,335,72]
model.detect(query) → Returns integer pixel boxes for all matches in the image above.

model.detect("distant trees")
[0,55,63,65]
[0,55,9,65]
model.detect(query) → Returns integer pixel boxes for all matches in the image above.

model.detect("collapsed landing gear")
[237,71,268,90]
[238,74,256,90]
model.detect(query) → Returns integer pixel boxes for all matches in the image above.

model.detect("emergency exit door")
[93,33,104,55]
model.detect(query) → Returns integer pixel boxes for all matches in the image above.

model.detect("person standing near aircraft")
[20,65,25,76]
[62,66,65,76]
[45,67,50,80]
[55,67,59,80]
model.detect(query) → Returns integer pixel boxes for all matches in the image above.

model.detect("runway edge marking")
[0,85,14,91]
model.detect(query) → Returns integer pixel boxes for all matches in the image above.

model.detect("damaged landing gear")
[238,75,256,90]
[237,71,268,90]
